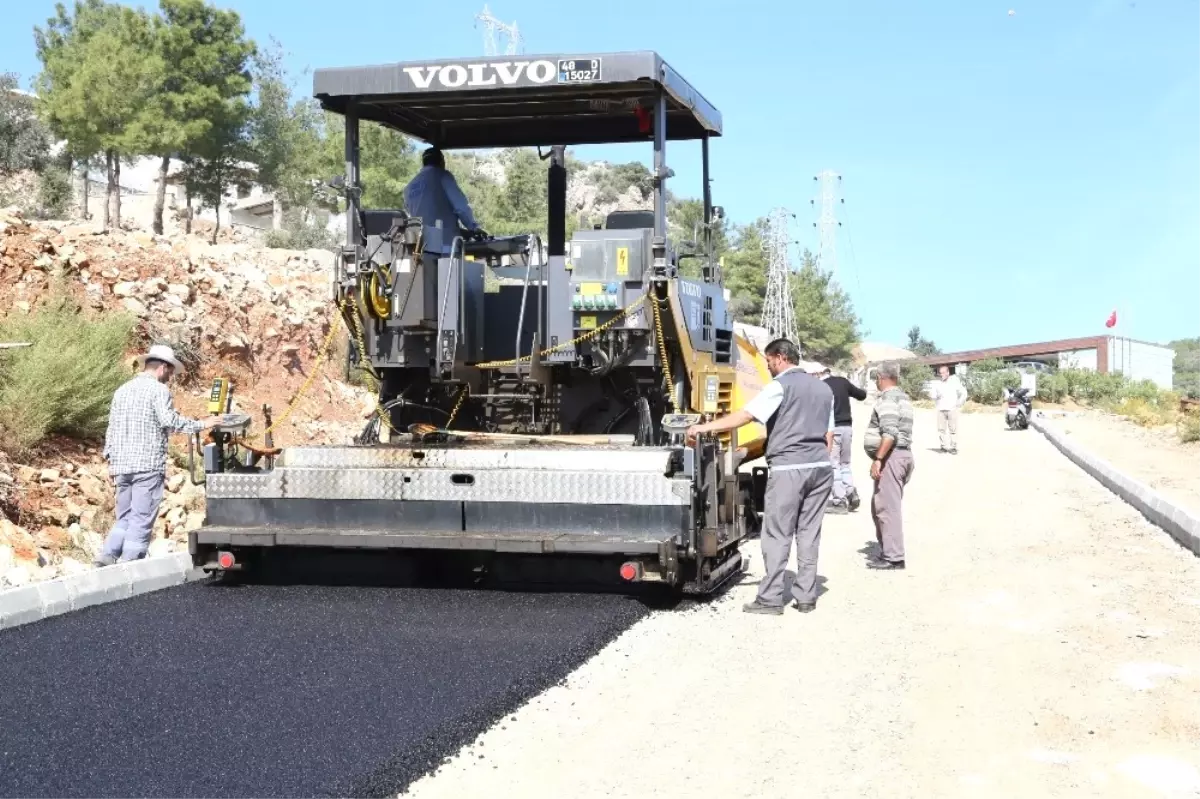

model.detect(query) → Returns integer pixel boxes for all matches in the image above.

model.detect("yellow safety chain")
[344,287,407,438]
[474,293,647,369]
[650,290,680,413]
[241,294,349,444]
[445,384,469,428]
[241,285,403,444]
[241,282,678,442]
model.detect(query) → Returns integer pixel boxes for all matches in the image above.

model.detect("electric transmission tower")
[475,4,523,55]
[811,170,843,278]
[762,207,798,342]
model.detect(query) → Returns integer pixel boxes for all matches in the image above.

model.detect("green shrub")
[1179,412,1200,444]
[1036,372,1068,403]
[35,165,73,219]
[264,207,338,251]
[968,357,1008,373]
[963,368,1021,404]
[1059,368,1127,403]
[0,297,135,457]
[898,362,933,400]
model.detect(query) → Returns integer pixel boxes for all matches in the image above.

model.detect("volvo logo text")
[402,60,557,89]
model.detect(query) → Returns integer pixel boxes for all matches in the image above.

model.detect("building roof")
[915,336,1107,367]
[312,51,721,148]
[852,342,917,366]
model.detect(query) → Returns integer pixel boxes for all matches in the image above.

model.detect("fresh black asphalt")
[0,581,649,798]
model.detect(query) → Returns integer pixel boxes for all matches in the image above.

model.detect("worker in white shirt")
[931,365,968,454]
[402,147,485,253]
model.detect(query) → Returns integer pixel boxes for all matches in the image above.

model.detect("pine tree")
[35,0,163,229]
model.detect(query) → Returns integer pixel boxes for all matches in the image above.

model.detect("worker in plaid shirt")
[96,344,222,566]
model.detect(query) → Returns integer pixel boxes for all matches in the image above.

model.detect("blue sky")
[4,0,1197,350]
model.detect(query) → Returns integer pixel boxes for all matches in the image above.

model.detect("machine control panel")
[207,378,231,414]
[660,413,701,433]
[212,413,252,434]
[702,374,720,414]
[570,281,624,311]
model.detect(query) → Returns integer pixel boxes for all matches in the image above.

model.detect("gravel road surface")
[403,407,1200,799]
[0,583,647,798]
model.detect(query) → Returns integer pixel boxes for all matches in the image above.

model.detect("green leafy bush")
[898,362,933,401]
[968,357,1008,373]
[1035,372,1068,403]
[963,368,1021,404]
[264,208,338,251]
[35,164,73,219]
[0,297,135,457]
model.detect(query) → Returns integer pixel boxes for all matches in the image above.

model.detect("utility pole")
[762,207,798,342]
[812,170,843,278]
[475,4,523,56]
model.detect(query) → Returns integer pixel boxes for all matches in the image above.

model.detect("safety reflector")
[619,562,639,581]
[217,551,235,570]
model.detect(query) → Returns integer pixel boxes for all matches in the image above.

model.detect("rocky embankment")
[0,208,376,587]
[0,448,202,587]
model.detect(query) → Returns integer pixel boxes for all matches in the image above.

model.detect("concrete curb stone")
[1032,414,1200,557]
[0,551,200,631]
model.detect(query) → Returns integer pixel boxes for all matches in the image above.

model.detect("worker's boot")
[743,599,785,615]
[847,489,861,512]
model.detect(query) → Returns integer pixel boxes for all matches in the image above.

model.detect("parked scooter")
[1005,387,1032,430]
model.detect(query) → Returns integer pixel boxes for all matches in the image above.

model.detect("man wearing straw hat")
[95,344,222,566]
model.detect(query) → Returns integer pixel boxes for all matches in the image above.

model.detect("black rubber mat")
[0,582,648,797]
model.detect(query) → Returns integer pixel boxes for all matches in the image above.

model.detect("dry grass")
[1105,395,1179,429]
[1178,412,1200,444]
[0,296,135,458]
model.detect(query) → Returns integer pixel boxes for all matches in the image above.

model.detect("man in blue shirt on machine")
[402,147,485,253]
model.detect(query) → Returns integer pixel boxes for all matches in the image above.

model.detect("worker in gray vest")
[687,338,835,615]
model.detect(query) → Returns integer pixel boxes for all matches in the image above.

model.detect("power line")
[762,207,798,342]
[811,170,843,280]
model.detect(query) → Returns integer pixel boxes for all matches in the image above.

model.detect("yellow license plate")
[579,315,597,329]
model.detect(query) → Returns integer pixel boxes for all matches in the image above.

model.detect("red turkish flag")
[1105,309,1117,328]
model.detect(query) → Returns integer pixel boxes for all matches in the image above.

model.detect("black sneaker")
[847,490,861,512]
[792,601,816,613]
[867,558,905,570]
[743,600,785,615]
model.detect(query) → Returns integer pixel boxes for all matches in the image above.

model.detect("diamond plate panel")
[401,469,688,505]
[282,468,409,500]
[205,472,282,500]
[280,445,673,473]
[208,467,688,505]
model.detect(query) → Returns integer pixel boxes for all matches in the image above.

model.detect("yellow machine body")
[730,333,771,453]
[664,284,770,452]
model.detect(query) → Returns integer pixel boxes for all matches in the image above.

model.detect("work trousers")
[871,449,914,563]
[757,466,833,607]
[830,425,855,500]
[937,409,959,451]
[99,471,165,564]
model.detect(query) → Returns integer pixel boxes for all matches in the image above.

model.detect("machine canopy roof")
[312,50,721,149]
